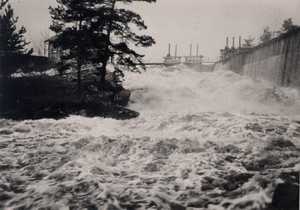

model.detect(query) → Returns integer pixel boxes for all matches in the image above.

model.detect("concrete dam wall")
[215,28,300,88]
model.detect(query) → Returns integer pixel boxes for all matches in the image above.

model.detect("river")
[0,65,299,209]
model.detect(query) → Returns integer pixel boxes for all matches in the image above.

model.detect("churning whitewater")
[1,66,300,210]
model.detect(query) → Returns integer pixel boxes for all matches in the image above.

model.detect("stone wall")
[215,28,300,87]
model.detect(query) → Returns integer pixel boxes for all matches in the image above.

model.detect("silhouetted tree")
[0,0,8,10]
[0,3,33,55]
[95,0,156,83]
[49,0,155,92]
[280,18,299,35]
[50,0,105,91]
[260,27,272,43]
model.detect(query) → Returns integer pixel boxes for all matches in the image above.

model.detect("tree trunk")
[100,0,116,84]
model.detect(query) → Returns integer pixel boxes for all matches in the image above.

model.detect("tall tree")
[0,3,33,55]
[259,27,272,43]
[49,0,155,91]
[97,0,155,83]
[50,0,104,91]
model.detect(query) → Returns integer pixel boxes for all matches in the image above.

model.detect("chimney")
[175,44,178,57]
[190,44,192,57]
[232,37,235,49]
[196,44,199,57]
[239,36,242,48]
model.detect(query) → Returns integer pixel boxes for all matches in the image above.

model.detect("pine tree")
[50,0,107,91]
[0,0,8,10]
[96,0,156,83]
[0,3,33,55]
[49,0,155,91]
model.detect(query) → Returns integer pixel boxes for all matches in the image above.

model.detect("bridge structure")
[134,44,217,67]
[160,43,216,66]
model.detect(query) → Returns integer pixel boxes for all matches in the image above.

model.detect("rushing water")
[0,65,300,210]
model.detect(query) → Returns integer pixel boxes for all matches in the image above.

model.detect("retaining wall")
[215,28,300,87]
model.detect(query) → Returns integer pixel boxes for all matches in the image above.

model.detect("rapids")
[0,65,299,210]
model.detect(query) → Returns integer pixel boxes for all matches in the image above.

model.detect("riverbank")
[0,72,139,120]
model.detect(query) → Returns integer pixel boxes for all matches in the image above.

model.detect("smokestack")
[175,44,178,57]
[168,43,171,56]
[196,44,199,57]
[226,37,229,48]
[190,44,192,57]
[239,36,242,48]
[232,37,235,49]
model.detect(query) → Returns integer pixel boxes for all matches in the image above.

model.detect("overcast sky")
[10,0,300,61]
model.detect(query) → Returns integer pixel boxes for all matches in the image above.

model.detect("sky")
[9,0,300,62]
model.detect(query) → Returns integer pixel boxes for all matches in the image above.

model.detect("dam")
[215,28,300,88]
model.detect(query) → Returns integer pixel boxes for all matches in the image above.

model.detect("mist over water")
[1,66,300,209]
[126,65,300,116]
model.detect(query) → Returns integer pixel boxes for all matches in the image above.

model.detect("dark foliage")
[0,0,8,10]
[49,0,156,91]
[0,3,33,56]
[0,75,138,120]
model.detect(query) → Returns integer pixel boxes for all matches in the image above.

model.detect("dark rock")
[272,183,299,210]
[114,89,131,106]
